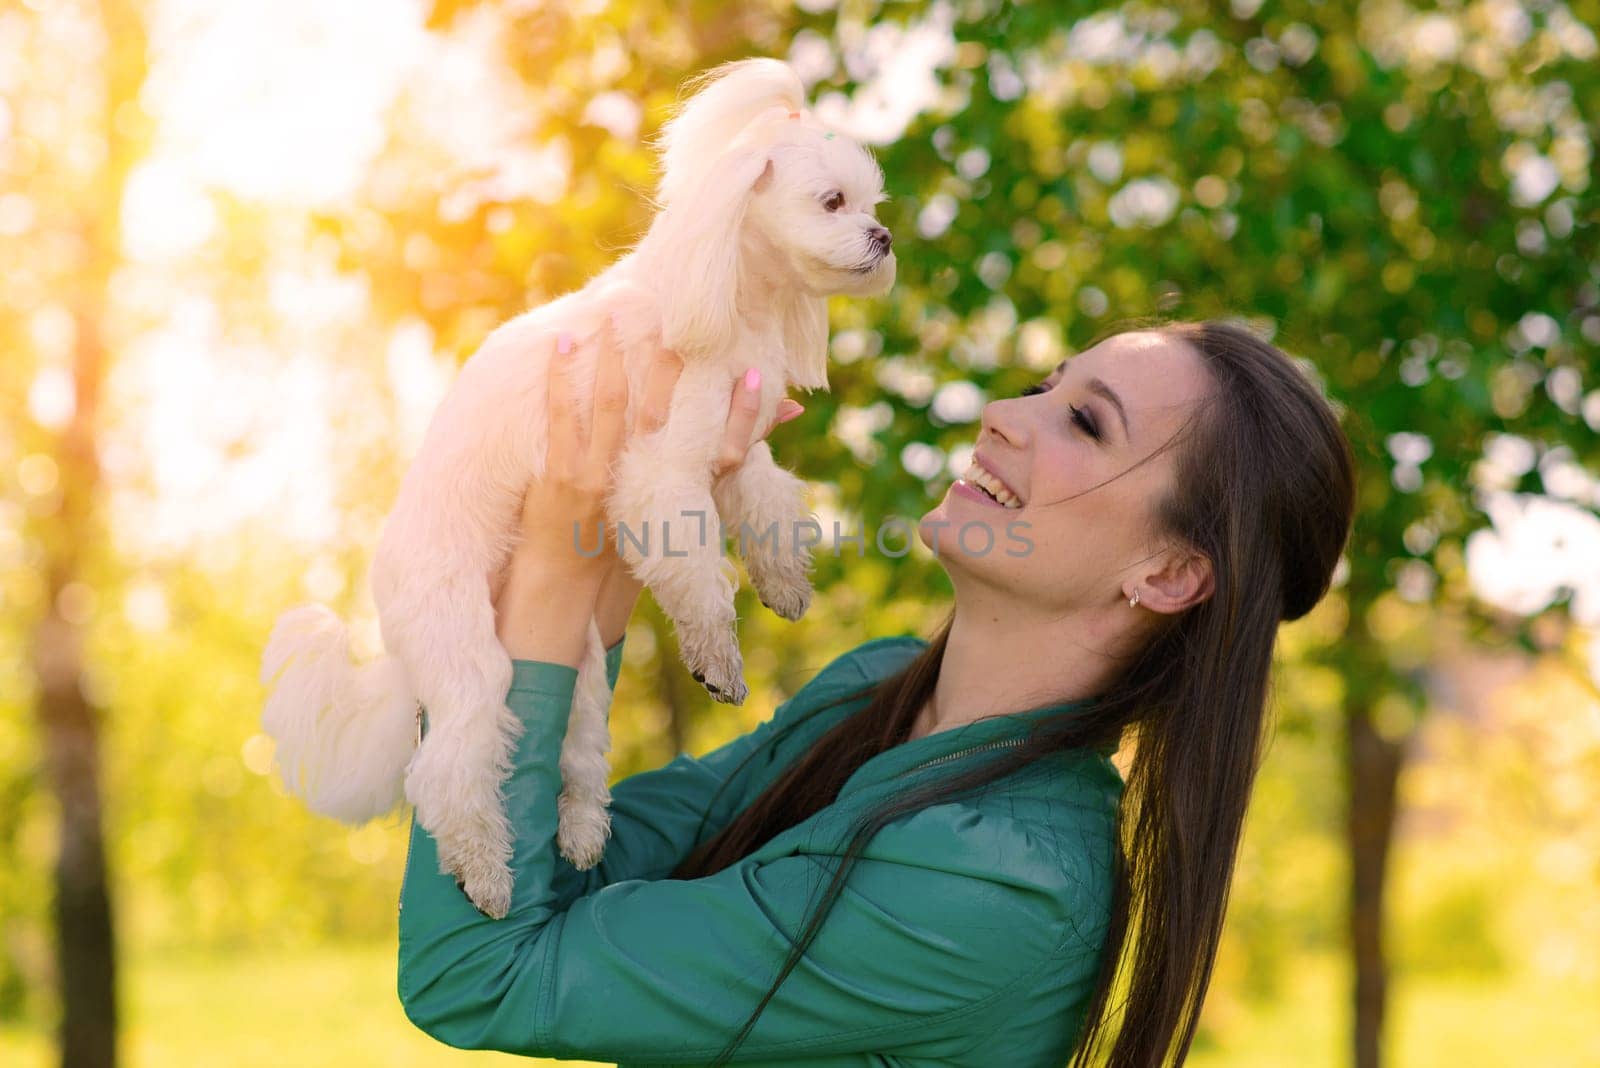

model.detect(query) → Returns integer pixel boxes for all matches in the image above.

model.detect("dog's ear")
[650,149,771,357]
[780,293,829,392]
[653,58,804,207]
[753,158,776,194]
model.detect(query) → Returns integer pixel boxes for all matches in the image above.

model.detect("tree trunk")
[1346,688,1405,1068]
[31,608,117,1068]
[30,289,117,1068]
[23,3,146,1063]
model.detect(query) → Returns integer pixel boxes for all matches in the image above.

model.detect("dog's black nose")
[868,226,892,250]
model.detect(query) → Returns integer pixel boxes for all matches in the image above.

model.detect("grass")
[2,944,1595,1066]
[0,942,604,1068]
[1186,953,1600,1068]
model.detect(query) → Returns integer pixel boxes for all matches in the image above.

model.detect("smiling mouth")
[958,460,1024,508]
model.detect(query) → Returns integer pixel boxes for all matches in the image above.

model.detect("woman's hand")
[494,322,804,664]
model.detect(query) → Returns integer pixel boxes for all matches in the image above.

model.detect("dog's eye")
[822,191,845,212]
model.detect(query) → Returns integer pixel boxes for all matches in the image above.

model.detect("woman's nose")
[979,396,1027,450]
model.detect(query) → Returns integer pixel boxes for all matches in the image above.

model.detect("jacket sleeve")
[396,657,1079,1064]
[546,635,785,908]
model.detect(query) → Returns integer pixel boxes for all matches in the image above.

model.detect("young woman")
[397,318,1358,1067]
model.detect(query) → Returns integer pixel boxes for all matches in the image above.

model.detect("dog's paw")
[556,792,612,870]
[681,661,742,703]
[747,547,813,623]
[453,855,514,920]
[678,624,748,704]
[756,575,812,622]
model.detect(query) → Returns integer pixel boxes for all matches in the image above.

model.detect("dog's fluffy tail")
[259,604,417,824]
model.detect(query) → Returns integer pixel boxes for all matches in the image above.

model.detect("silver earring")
[1128,589,1140,608]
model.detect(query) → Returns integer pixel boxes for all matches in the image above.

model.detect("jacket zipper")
[897,737,1027,778]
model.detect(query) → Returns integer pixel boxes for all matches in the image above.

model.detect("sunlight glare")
[1466,490,1600,625]
[812,3,956,144]
[144,0,429,206]
[107,295,344,557]
[122,155,216,261]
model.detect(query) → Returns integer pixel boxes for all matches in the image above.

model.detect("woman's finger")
[715,367,764,474]
[744,397,804,452]
[585,322,630,487]
[546,332,581,481]
[773,398,804,427]
[633,342,684,437]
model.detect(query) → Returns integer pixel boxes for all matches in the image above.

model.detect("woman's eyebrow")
[1047,360,1131,440]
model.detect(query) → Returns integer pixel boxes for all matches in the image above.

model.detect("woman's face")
[918,330,1213,613]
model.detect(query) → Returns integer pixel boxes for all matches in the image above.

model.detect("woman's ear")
[648,149,771,357]
[1138,548,1215,614]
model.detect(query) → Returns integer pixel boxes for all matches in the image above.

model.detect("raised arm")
[545,632,785,902]
[491,317,806,895]
[397,655,1093,1063]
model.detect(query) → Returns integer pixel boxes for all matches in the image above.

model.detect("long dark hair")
[670,318,1358,1066]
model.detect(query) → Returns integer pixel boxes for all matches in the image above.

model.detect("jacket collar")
[837,694,1108,799]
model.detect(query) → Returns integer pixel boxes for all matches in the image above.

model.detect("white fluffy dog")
[258,58,895,918]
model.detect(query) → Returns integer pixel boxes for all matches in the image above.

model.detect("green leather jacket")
[398,635,1124,1066]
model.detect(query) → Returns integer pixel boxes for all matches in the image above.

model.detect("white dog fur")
[258,58,895,919]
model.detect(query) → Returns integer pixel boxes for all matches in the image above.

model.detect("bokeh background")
[3,0,1598,1065]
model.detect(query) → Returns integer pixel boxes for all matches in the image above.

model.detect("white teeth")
[961,461,1022,509]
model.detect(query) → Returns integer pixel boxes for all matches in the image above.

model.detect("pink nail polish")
[744,367,761,391]
[557,331,574,356]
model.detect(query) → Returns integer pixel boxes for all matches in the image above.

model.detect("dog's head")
[740,115,897,299]
[643,59,895,385]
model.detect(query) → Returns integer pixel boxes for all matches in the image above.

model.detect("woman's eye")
[1068,404,1102,441]
[823,192,845,212]
[1020,380,1100,441]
